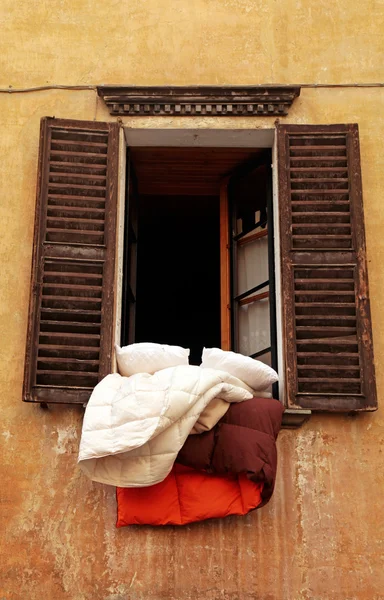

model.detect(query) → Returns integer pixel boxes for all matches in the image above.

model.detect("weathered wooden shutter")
[23,118,119,404]
[277,124,377,412]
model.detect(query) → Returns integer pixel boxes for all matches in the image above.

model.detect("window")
[23,118,377,417]
[120,147,276,373]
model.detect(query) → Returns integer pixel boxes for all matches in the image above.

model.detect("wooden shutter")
[277,124,377,412]
[23,118,119,404]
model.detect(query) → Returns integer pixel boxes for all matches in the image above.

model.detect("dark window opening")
[135,194,221,364]
[121,146,276,374]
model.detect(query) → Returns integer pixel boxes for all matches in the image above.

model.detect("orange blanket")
[116,463,263,527]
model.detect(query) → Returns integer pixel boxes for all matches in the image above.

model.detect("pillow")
[115,342,190,376]
[201,347,278,391]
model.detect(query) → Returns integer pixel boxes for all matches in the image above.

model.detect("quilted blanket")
[78,365,258,487]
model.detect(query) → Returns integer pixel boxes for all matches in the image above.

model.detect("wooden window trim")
[220,178,231,351]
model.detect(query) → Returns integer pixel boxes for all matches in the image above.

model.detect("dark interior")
[135,194,221,364]
[229,163,269,236]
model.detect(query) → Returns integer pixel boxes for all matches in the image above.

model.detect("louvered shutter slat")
[23,118,119,404]
[277,124,377,412]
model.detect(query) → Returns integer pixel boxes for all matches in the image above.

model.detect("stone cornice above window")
[97,85,301,117]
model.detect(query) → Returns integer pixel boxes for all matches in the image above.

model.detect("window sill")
[282,409,311,429]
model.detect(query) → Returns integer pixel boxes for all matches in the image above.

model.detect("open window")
[23,118,377,417]
[120,147,276,370]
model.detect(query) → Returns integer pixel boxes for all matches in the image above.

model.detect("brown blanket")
[176,397,284,507]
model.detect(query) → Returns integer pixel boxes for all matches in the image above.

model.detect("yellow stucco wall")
[1,2,384,599]
[1,0,384,86]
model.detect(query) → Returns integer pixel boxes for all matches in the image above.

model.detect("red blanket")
[117,464,263,526]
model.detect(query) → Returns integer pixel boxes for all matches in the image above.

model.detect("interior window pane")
[237,235,269,296]
[238,296,271,357]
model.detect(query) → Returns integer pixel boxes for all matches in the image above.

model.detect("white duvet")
[78,365,259,488]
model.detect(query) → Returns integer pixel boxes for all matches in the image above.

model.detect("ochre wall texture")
[1,1,384,599]
[1,0,384,85]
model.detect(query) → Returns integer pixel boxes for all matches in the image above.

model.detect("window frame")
[23,119,377,425]
[120,134,283,386]
[219,152,279,397]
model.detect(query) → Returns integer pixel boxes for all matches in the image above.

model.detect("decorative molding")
[97,86,301,117]
[282,409,312,429]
